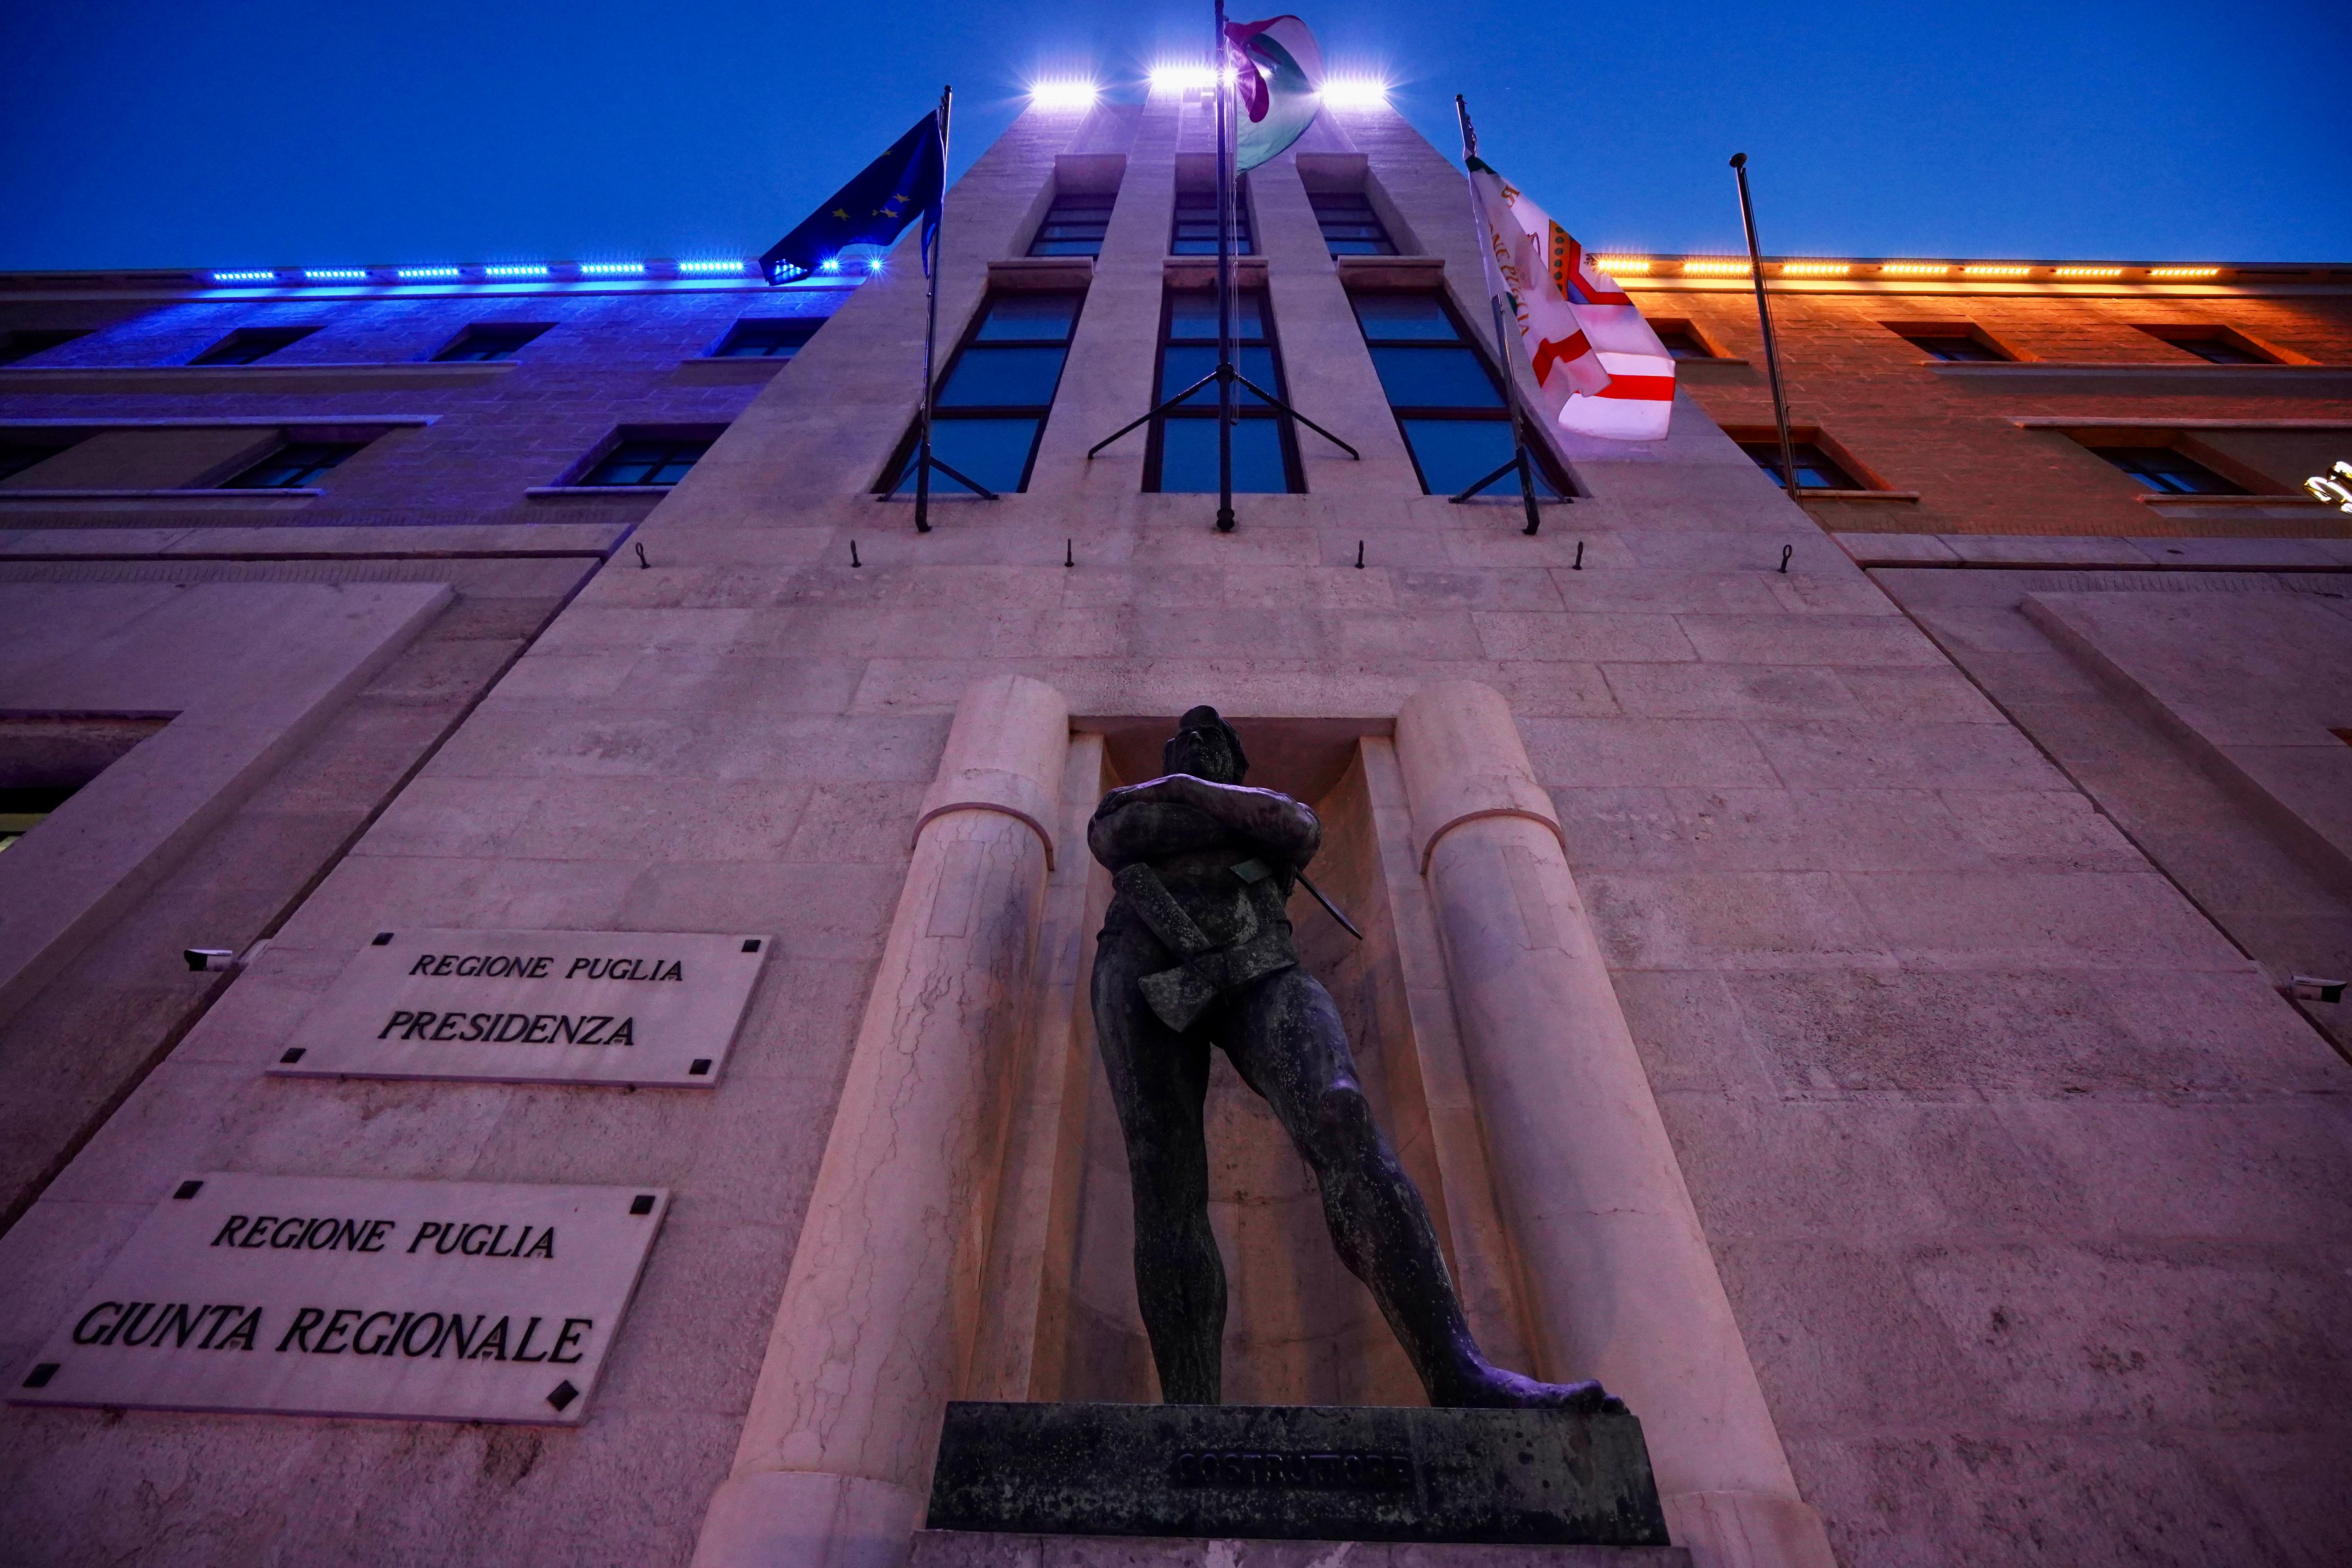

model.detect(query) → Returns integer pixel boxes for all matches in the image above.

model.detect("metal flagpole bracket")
[1730,152,1801,504]
[1454,94,1550,536]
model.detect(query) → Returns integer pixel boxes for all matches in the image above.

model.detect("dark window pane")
[1030,198,1114,258]
[0,329,90,366]
[715,319,821,358]
[1311,194,1395,256]
[1154,417,1289,493]
[1904,333,2005,362]
[223,441,362,489]
[1166,292,1266,342]
[1171,191,1254,255]
[1655,326,1712,360]
[1351,295,1460,343]
[190,327,317,366]
[1399,419,1563,498]
[1369,345,1503,409]
[890,417,1044,495]
[434,324,548,362]
[1158,344,1278,401]
[0,442,73,481]
[584,438,712,487]
[1739,440,1859,491]
[938,344,1068,408]
[974,293,1082,343]
[2095,446,2245,495]
[2173,336,2266,364]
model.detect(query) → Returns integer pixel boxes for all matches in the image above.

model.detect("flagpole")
[1454,95,1544,537]
[914,85,953,534]
[1729,153,1800,503]
[1213,0,1237,532]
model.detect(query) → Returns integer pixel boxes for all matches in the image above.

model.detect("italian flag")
[1468,157,1675,441]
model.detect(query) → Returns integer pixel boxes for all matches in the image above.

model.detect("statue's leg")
[1091,932,1224,1404]
[1225,968,1617,1412]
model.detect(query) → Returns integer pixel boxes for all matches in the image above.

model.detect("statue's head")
[1163,705,1249,785]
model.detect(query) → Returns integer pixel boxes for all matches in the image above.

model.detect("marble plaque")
[270,928,769,1087]
[11,1174,668,1425]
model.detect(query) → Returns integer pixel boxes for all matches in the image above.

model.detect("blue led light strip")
[204,257,820,288]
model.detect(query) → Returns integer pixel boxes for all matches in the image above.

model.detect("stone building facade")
[1,87,2347,1568]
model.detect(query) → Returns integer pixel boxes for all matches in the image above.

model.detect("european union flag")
[760,113,944,285]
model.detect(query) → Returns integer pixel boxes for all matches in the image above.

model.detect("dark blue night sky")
[4,0,2343,272]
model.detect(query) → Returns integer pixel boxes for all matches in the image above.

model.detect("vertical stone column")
[1395,682,1835,1568]
[693,675,1070,1568]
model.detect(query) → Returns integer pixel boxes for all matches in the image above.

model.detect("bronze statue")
[1088,705,1621,1411]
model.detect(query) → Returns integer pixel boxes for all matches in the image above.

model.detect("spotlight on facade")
[1318,77,1389,108]
[1148,63,1215,93]
[211,271,278,284]
[1029,80,1101,110]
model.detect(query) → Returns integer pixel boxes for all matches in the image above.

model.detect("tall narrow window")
[2092,445,2245,495]
[1171,183,1253,255]
[1146,291,1300,493]
[188,327,317,366]
[1310,192,1395,255]
[1349,293,1564,497]
[881,292,1083,495]
[1030,193,1116,257]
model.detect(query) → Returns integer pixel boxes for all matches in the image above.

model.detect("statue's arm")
[1091,775,1321,865]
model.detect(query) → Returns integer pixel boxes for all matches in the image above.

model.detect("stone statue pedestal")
[924,1402,1675,1550]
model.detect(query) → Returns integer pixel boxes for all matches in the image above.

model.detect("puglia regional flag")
[1467,157,1675,441]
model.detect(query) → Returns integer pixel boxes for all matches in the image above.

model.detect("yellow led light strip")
[1681,259,1753,276]
[1779,261,1852,277]
[2053,266,2124,278]
[1962,265,2033,278]
[1592,257,1652,275]
[1880,262,1954,276]
[2148,266,2221,279]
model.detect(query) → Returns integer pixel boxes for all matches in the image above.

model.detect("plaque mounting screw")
[546,1381,580,1411]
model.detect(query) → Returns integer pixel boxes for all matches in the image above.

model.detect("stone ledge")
[0,362,517,393]
[524,485,670,498]
[910,1534,1690,1568]
[1837,531,2352,570]
[0,488,318,506]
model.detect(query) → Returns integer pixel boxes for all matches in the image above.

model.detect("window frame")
[1882,320,2019,363]
[710,318,824,359]
[1724,424,1885,494]
[1307,191,1396,256]
[1143,287,1303,495]
[0,329,92,367]
[2131,324,2290,366]
[1029,192,1117,258]
[187,326,319,366]
[1170,179,1255,257]
[430,323,552,362]
[219,440,365,490]
[1348,289,1572,499]
[1647,318,1730,362]
[875,291,1085,496]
